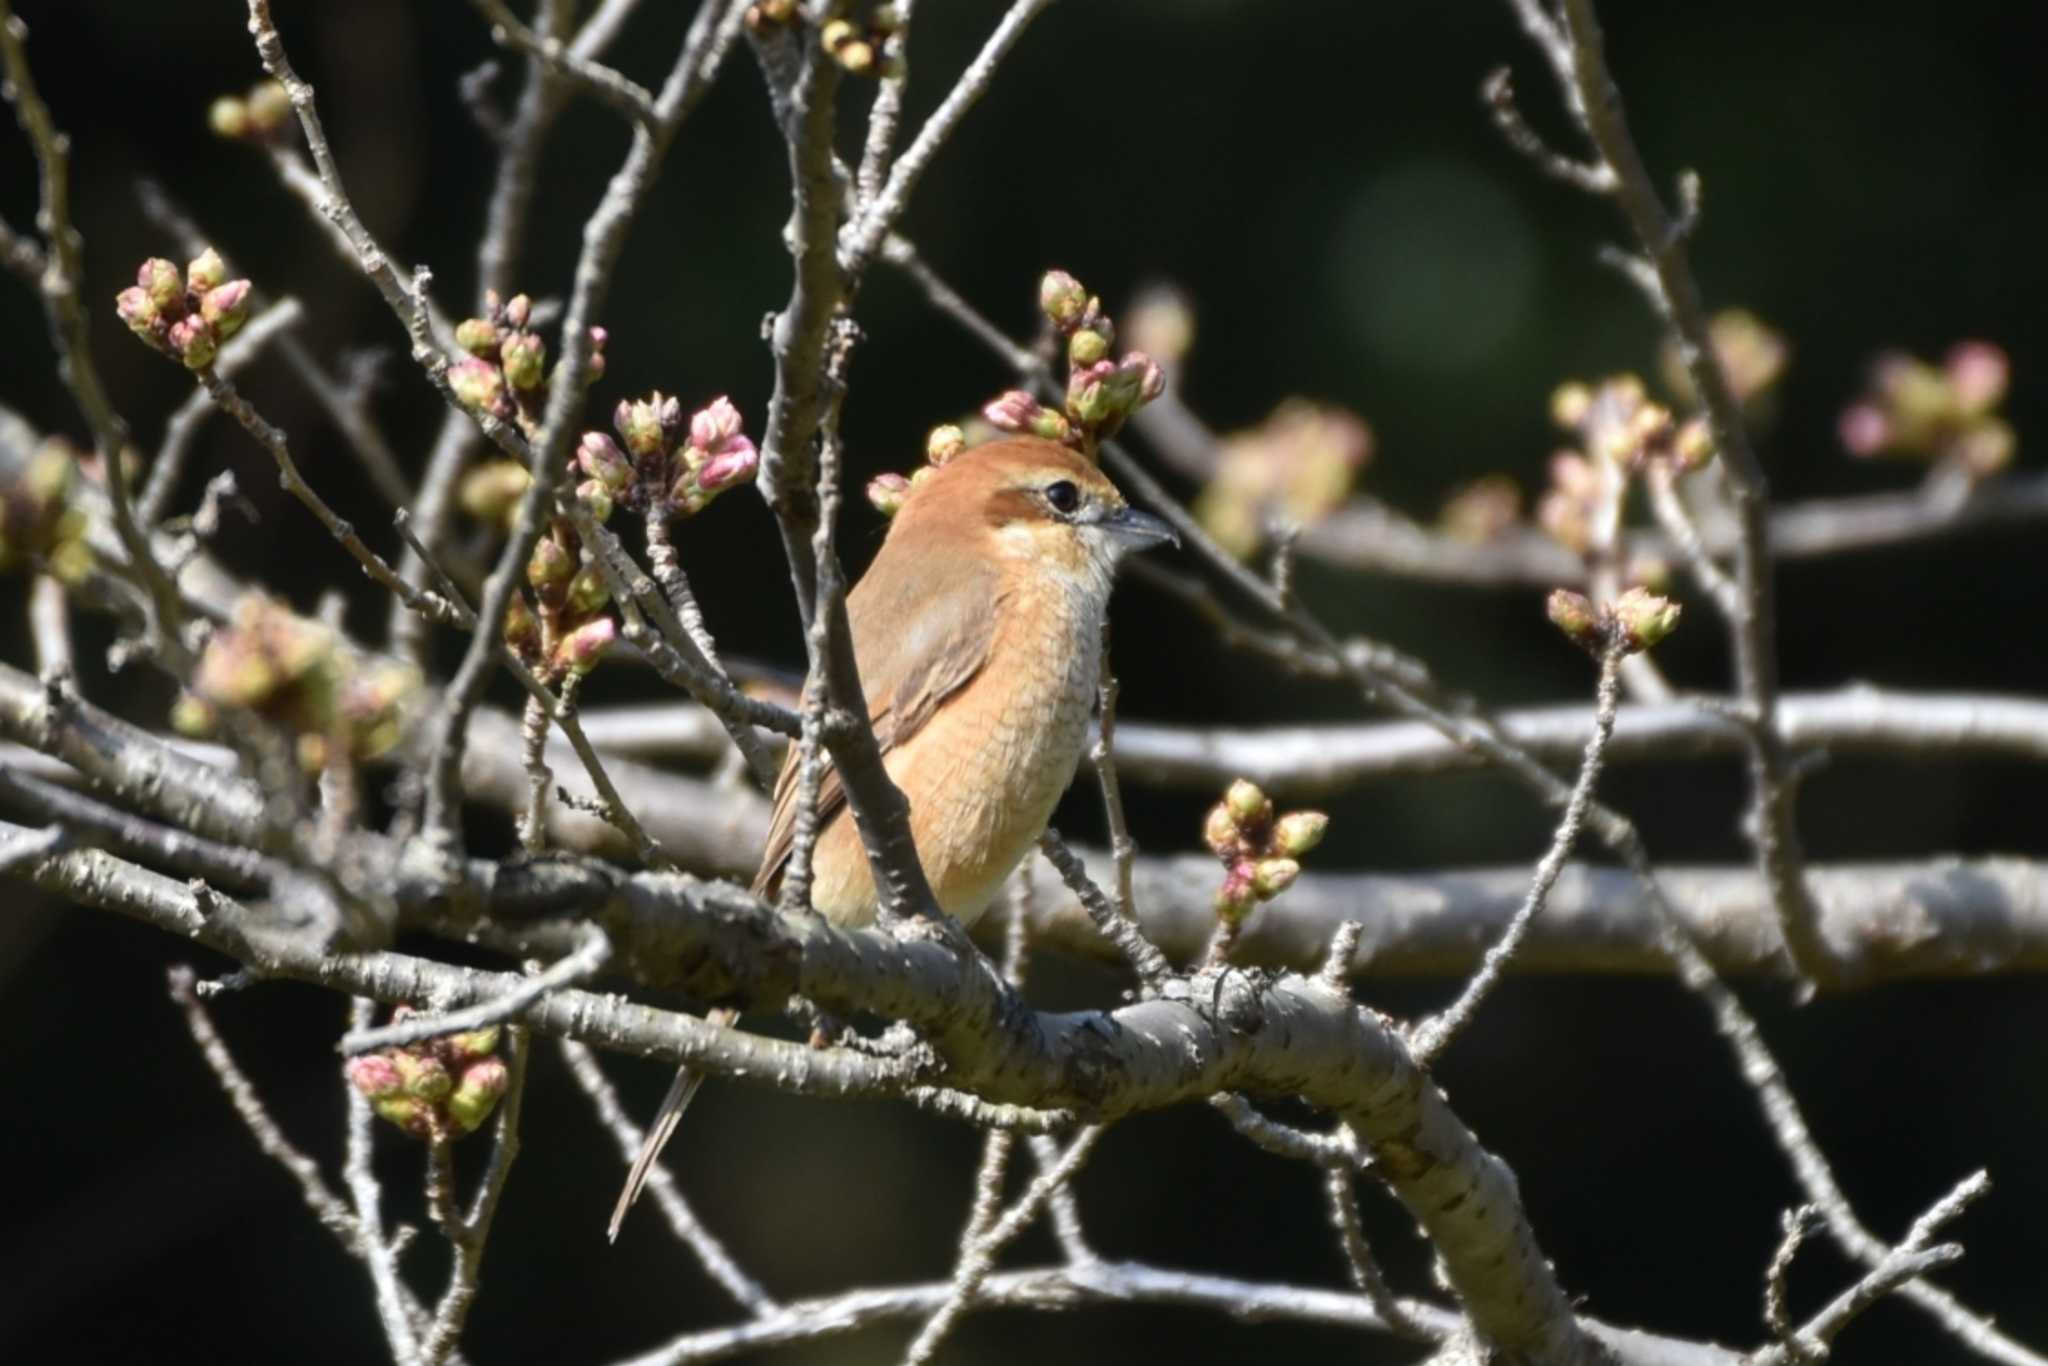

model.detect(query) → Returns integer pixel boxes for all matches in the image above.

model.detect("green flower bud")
[1224,779,1271,830]
[455,317,501,358]
[1272,810,1328,858]
[1252,857,1301,899]
[186,248,228,294]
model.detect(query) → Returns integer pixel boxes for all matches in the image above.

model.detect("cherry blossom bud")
[526,534,574,595]
[447,1056,510,1134]
[500,332,545,391]
[245,81,292,136]
[1612,586,1680,653]
[615,395,667,458]
[1068,328,1109,367]
[1225,779,1272,831]
[115,286,159,339]
[1202,802,1239,857]
[500,293,532,329]
[186,248,228,294]
[455,317,500,358]
[503,595,540,656]
[696,439,758,494]
[556,616,617,675]
[1039,270,1089,329]
[575,479,614,525]
[926,424,966,464]
[566,564,611,618]
[138,258,184,311]
[1272,811,1328,858]
[578,430,632,491]
[1550,381,1593,429]
[200,280,252,340]
[689,395,744,451]
[458,460,531,525]
[983,390,1039,433]
[449,357,505,413]
[208,96,250,139]
[167,315,217,370]
[1546,588,1601,650]
[867,472,912,517]
[1945,341,2009,413]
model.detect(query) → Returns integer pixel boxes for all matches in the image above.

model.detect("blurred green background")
[3,1,2045,1362]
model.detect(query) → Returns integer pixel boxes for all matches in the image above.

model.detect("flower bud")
[455,316,500,358]
[616,395,667,458]
[556,615,617,675]
[983,390,1039,434]
[459,460,531,524]
[1028,408,1072,444]
[500,293,532,329]
[1272,810,1328,858]
[346,1054,404,1100]
[1673,417,1715,470]
[1252,857,1301,899]
[167,315,218,370]
[200,280,252,340]
[138,258,184,311]
[584,325,609,383]
[926,424,966,464]
[500,331,546,391]
[449,357,505,414]
[115,286,159,339]
[1224,779,1271,831]
[1550,381,1593,430]
[577,430,633,491]
[1612,586,1680,653]
[1945,341,2009,414]
[566,564,611,617]
[695,438,759,494]
[393,1051,453,1102]
[527,534,575,597]
[1545,588,1601,649]
[867,471,912,517]
[448,1057,510,1135]
[1068,328,1109,367]
[1039,270,1089,329]
[186,248,228,294]
[1202,802,1239,857]
[208,95,250,139]
[503,595,540,656]
[1119,350,1166,404]
[245,81,292,135]
[448,1026,500,1061]
[1066,361,1117,424]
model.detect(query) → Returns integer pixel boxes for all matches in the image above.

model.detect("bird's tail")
[607,1005,739,1242]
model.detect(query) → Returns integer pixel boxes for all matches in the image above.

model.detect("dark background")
[4,1,2046,1362]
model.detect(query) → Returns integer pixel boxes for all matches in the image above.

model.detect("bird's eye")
[1044,480,1080,515]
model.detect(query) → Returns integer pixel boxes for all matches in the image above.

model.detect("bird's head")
[885,436,1177,591]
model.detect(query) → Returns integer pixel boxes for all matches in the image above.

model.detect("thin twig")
[1409,639,1625,1064]
[341,928,612,1054]
[462,0,657,127]
[1036,828,1172,984]
[142,297,305,525]
[1326,1164,1435,1342]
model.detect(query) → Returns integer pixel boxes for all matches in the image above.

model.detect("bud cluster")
[0,438,91,583]
[1204,779,1328,925]
[820,6,901,76]
[743,0,799,32]
[982,269,1167,457]
[865,422,966,517]
[506,519,618,682]
[1838,341,2015,479]
[1195,398,1373,559]
[1545,584,1681,656]
[450,290,609,437]
[574,392,759,526]
[177,594,419,771]
[345,1015,511,1141]
[114,250,253,372]
[1539,374,1711,555]
[207,80,293,143]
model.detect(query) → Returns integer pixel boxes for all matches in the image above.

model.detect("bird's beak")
[1100,504,1179,551]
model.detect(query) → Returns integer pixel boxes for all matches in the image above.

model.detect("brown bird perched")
[609,435,1175,1238]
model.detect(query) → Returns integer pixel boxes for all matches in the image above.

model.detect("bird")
[608,435,1175,1238]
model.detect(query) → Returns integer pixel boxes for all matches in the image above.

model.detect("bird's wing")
[751,554,1002,898]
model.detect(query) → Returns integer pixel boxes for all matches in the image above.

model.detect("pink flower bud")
[200,280,252,340]
[500,293,532,329]
[615,394,667,458]
[983,390,1039,433]
[556,616,617,675]
[1039,269,1089,329]
[115,286,159,338]
[867,471,912,516]
[576,478,615,524]
[346,1054,404,1099]
[578,430,632,490]
[1945,341,2009,413]
[1119,350,1166,404]
[695,436,759,494]
[138,257,184,311]
[1545,588,1601,649]
[448,1057,510,1134]
[167,315,217,370]
[1214,865,1257,923]
[449,357,505,413]
[689,395,745,451]
[1612,586,1680,653]
[1837,403,1890,458]
[1202,802,1239,857]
